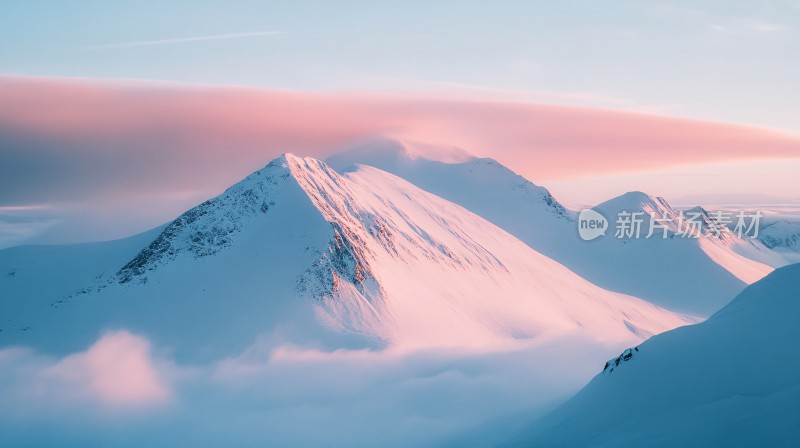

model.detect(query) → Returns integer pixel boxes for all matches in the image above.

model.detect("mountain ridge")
[327,139,773,316]
[0,153,691,358]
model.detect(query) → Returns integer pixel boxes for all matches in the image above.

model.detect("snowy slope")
[328,139,772,316]
[0,154,690,360]
[291,158,689,348]
[0,228,162,336]
[327,139,572,259]
[505,263,800,447]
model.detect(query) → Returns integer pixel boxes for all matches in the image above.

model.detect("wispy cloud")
[84,31,283,50]
[748,21,783,33]
[709,24,729,33]
[0,209,60,248]
[709,19,785,34]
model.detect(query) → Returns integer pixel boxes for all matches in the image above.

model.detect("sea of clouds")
[0,329,614,447]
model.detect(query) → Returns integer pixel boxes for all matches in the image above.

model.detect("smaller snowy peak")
[594,192,743,241]
[594,191,682,237]
[596,191,677,218]
[326,139,570,221]
[684,206,730,239]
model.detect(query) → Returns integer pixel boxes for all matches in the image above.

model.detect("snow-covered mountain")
[506,262,800,447]
[755,216,800,264]
[0,154,690,360]
[328,139,773,316]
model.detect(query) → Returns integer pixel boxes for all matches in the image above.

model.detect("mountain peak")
[114,154,323,284]
[595,191,678,223]
[327,139,572,238]
[273,152,301,163]
[597,191,670,211]
[263,152,316,171]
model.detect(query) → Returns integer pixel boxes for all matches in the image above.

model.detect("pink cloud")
[1,75,798,208]
[45,331,171,407]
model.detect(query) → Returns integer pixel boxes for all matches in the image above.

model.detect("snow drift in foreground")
[505,263,800,447]
[328,139,773,316]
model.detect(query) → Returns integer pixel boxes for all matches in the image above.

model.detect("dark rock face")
[115,160,287,285]
[117,199,215,284]
[603,347,638,374]
[758,221,800,250]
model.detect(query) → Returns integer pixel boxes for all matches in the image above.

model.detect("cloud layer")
[0,330,615,447]
[0,331,171,411]
[1,75,798,245]
[2,76,798,205]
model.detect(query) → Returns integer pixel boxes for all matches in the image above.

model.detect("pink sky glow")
[1,76,798,244]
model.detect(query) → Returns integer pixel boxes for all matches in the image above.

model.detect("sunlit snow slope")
[328,139,773,316]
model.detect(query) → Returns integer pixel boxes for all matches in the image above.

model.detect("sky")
[1,0,798,131]
[1,0,799,247]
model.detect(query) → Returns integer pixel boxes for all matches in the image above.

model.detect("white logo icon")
[578,208,608,241]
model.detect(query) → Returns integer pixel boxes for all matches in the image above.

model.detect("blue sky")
[2,0,798,132]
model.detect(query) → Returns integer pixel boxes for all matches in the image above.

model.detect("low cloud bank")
[0,330,616,447]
